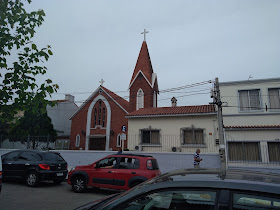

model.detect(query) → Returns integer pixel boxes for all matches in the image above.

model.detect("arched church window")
[94,108,97,127]
[102,107,106,127]
[137,89,144,110]
[98,100,102,125]
[117,134,121,147]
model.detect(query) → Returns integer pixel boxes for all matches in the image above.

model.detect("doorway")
[89,137,106,150]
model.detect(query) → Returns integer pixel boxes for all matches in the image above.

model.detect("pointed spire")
[129,41,154,87]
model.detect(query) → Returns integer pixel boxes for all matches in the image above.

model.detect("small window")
[98,100,102,125]
[18,152,41,161]
[102,107,106,127]
[239,89,261,111]
[233,193,280,209]
[137,89,144,110]
[94,108,97,126]
[97,157,117,168]
[117,134,121,147]
[75,134,80,147]
[2,151,20,161]
[183,128,204,145]
[268,88,280,109]
[121,190,216,210]
[119,158,140,169]
[141,130,160,145]
[42,153,65,161]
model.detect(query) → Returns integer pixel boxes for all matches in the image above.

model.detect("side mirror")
[93,163,97,168]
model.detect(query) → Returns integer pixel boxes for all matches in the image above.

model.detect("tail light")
[146,160,153,170]
[39,164,50,170]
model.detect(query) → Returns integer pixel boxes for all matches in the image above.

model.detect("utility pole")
[214,77,226,175]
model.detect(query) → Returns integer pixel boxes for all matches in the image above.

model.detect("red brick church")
[69,40,159,150]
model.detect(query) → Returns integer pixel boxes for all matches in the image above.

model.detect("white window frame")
[117,134,121,147]
[75,134,80,147]
[238,89,261,112]
[136,89,144,110]
[268,88,280,110]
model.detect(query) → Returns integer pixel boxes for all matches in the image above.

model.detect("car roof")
[108,153,154,158]
[139,168,280,194]
[1,149,59,156]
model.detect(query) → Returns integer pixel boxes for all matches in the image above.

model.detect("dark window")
[98,100,102,125]
[268,142,280,162]
[228,142,261,162]
[121,190,216,210]
[2,151,20,161]
[268,88,280,109]
[239,89,261,111]
[183,128,204,144]
[18,152,41,161]
[141,130,160,144]
[233,193,280,209]
[102,107,106,127]
[42,153,64,161]
[119,158,139,169]
[94,108,97,126]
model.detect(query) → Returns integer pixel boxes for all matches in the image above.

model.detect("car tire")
[130,180,143,188]
[72,176,87,193]
[26,171,38,187]
[53,178,65,185]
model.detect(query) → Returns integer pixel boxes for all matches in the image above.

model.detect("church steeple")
[129,41,159,112]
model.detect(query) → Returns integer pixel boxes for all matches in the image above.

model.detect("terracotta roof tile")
[225,125,280,129]
[127,105,216,117]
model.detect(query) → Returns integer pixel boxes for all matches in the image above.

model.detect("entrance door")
[89,137,106,150]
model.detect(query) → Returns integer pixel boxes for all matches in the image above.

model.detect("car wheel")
[53,178,64,185]
[26,171,38,187]
[72,176,86,193]
[130,180,142,188]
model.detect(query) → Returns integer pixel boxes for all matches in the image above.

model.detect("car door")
[16,151,40,178]
[89,157,119,189]
[1,151,21,178]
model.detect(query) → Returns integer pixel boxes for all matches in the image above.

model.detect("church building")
[69,40,158,150]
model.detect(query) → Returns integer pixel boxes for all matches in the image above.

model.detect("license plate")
[56,173,63,176]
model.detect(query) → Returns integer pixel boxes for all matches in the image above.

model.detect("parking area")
[0,180,117,210]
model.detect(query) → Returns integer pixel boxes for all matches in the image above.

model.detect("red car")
[68,154,161,193]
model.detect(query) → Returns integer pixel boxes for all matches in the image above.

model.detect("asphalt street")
[0,180,118,210]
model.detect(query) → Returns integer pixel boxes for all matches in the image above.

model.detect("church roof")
[69,86,129,120]
[129,41,157,88]
[126,105,216,118]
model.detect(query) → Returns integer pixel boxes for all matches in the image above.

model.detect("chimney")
[171,97,177,107]
[65,94,74,103]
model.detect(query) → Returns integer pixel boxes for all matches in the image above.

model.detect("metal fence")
[0,134,57,150]
[126,134,220,154]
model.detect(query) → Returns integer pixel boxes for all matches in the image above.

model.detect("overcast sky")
[24,0,280,107]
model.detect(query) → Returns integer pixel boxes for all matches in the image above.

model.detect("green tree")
[0,0,58,126]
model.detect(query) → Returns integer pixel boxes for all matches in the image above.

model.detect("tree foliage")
[0,0,59,125]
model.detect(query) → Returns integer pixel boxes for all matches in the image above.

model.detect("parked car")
[75,168,280,210]
[68,153,161,193]
[1,150,68,187]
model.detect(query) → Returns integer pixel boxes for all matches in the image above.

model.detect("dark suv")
[68,154,161,193]
[1,150,68,187]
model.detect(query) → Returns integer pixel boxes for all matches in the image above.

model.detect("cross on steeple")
[141,29,149,41]
[99,79,105,86]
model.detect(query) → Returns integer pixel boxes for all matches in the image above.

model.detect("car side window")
[119,158,140,169]
[120,190,216,210]
[2,151,20,161]
[18,152,41,161]
[98,157,117,168]
[233,193,280,209]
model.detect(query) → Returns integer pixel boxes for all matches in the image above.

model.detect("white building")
[127,104,219,154]
[220,78,280,166]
